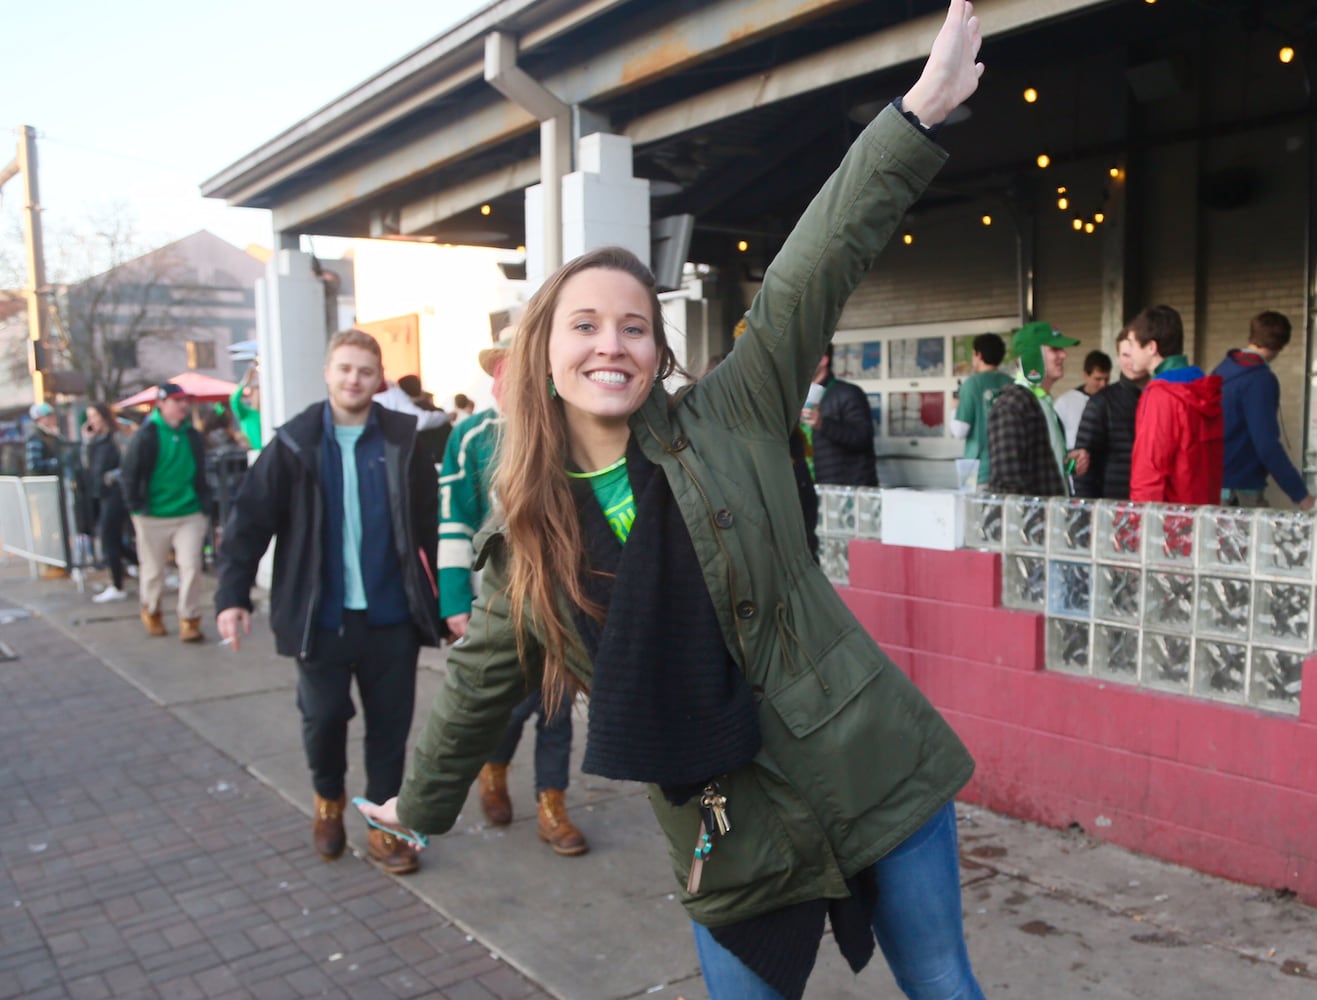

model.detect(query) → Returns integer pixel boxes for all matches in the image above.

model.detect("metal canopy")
[202,0,1316,275]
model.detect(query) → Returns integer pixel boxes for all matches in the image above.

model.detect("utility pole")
[1,126,50,403]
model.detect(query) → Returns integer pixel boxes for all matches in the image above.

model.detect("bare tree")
[41,205,191,401]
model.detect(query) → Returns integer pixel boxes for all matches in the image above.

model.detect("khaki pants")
[131,512,208,620]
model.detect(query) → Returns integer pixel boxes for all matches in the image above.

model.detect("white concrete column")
[256,250,329,441]
[526,132,651,291]
[563,133,650,265]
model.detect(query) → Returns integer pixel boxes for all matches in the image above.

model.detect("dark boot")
[312,793,346,861]
[368,828,419,876]
[478,762,513,826]
[537,789,589,857]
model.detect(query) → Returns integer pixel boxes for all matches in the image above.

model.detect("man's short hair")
[972,333,1007,367]
[1249,311,1292,353]
[1083,350,1112,375]
[327,328,383,364]
[1125,305,1184,358]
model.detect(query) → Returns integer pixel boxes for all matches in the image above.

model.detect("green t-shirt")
[568,457,635,543]
[955,369,1013,483]
[146,408,202,517]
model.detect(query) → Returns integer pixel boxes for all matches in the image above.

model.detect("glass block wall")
[815,485,1311,716]
[967,495,1311,716]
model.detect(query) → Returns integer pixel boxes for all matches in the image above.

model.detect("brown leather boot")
[537,789,589,857]
[140,606,167,637]
[367,828,419,875]
[312,793,346,860]
[478,762,512,826]
[179,617,204,643]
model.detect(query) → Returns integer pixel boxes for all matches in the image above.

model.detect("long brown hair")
[495,247,678,711]
[88,402,117,435]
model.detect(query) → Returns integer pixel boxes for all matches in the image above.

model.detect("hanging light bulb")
[1109,166,1122,179]
[903,233,915,246]
[737,240,749,252]
[1094,212,1105,224]
[480,204,492,216]
[981,215,993,227]
[1072,218,1083,231]
[1279,46,1296,65]
[1036,154,1051,169]
[1084,222,1096,234]
[1023,87,1039,104]
[1057,186,1068,194]
[1057,197,1070,210]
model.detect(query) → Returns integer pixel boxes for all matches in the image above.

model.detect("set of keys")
[685,782,731,895]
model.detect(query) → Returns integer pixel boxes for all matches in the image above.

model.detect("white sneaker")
[92,585,128,604]
[126,565,139,578]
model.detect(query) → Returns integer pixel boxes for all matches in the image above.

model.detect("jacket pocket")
[766,623,883,737]
[648,765,792,897]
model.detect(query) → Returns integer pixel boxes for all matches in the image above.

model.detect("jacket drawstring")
[775,603,830,694]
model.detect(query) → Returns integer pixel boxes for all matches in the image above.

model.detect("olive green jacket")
[397,105,975,927]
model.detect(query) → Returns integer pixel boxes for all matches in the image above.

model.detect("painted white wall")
[350,240,524,412]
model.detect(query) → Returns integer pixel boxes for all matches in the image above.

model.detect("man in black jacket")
[1072,308,1163,499]
[215,329,442,877]
[801,345,877,486]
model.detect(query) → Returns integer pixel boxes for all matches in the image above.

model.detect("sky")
[1,0,490,272]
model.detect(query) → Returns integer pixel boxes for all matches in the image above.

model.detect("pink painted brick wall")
[841,542,1317,903]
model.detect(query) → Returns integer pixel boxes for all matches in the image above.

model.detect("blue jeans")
[692,802,984,1000]
[487,690,572,793]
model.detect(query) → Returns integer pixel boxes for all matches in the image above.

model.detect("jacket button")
[736,600,756,620]
[671,435,689,451]
[714,509,734,529]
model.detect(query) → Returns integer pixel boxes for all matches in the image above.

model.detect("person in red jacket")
[1128,305,1223,504]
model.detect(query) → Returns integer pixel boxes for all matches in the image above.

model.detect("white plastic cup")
[804,383,825,410]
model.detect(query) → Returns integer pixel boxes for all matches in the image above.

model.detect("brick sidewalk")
[0,609,548,1000]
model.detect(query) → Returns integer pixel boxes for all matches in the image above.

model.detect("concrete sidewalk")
[2,560,1314,999]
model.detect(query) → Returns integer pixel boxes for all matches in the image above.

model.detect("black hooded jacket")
[1073,377,1143,499]
[215,401,442,660]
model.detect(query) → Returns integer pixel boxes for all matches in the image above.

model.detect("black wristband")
[892,96,942,139]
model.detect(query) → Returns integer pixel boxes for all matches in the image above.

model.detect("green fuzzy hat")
[1011,321,1081,384]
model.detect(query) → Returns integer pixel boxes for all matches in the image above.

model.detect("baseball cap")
[1011,321,1080,385]
[29,402,54,420]
[478,325,517,377]
[156,382,190,401]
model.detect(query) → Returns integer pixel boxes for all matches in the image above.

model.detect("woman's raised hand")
[901,0,984,128]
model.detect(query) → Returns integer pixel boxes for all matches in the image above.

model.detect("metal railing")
[0,474,83,588]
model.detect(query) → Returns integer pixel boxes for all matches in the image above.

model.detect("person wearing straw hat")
[441,325,588,856]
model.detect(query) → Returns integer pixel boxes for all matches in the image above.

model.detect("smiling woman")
[547,265,663,469]
[363,4,989,998]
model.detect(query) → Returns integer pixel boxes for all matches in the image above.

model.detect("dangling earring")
[547,375,558,399]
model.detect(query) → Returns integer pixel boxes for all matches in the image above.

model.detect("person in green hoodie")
[121,383,210,642]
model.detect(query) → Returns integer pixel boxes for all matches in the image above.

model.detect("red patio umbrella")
[116,372,240,409]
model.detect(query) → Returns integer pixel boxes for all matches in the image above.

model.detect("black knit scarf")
[570,440,760,802]
[567,441,878,999]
